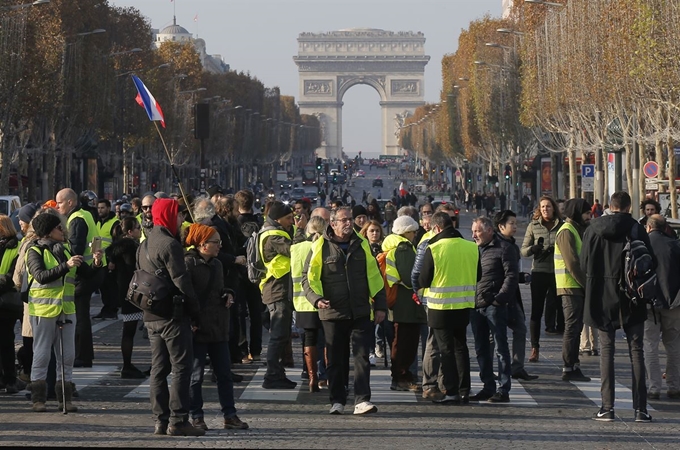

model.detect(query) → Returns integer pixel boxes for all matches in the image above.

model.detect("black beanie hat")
[352,205,368,219]
[18,203,39,224]
[32,214,62,237]
[268,201,292,221]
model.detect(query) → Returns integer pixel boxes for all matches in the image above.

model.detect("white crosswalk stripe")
[571,378,656,412]
[240,368,302,401]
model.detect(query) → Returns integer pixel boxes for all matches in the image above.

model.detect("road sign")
[455,169,461,177]
[643,161,659,178]
[645,178,659,191]
[581,164,595,178]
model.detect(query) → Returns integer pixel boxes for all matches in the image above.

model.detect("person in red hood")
[140,197,204,437]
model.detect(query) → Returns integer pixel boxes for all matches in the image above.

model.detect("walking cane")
[56,319,72,415]
[382,321,388,368]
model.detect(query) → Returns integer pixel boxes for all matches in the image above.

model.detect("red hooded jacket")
[152,198,178,236]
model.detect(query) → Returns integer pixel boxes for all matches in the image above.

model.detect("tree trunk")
[568,142,577,199]
[669,137,677,219]
[602,147,609,205]
[656,138,665,193]
[638,140,646,202]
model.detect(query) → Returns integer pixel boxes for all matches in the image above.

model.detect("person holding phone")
[521,196,563,362]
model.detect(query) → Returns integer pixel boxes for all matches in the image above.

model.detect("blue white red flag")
[131,75,165,128]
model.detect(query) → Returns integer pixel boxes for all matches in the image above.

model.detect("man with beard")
[555,198,593,382]
[140,195,155,242]
[93,199,120,320]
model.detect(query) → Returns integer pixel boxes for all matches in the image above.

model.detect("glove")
[530,244,543,255]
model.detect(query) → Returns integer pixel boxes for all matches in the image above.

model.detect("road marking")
[91,317,120,333]
[370,368,417,403]
[239,368,302,401]
[470,380,538,406]
[124,375,171,399]
[72,365,118,390]
[571,378,655,412]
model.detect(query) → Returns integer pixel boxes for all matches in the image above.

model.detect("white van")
[0,196,21,217]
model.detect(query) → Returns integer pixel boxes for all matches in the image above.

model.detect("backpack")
[622,225,662,309]
[376,251,398,309]
[245,229,267,285]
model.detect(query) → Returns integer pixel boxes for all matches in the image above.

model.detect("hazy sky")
[110,0,502,157]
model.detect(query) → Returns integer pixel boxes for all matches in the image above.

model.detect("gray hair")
[193,198,215,222]
[472,216,494,232]
[398,206,419,221]
[330,206,352,222]
[306,215,327,236]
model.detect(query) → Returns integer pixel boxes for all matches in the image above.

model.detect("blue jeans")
[471,305,512,395]
[190,340,236,420]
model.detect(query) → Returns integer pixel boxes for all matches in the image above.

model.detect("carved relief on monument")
[312,113,327,145]
[394,110,412,137]
[304,80,333,95]
[391,80,420,95]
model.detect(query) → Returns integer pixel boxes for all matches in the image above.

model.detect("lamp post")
[179,88,208,193]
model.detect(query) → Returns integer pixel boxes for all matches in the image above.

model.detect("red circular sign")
[643,161,659,178]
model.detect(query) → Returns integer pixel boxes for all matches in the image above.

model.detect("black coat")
[581,212,654,331]
[475,234,518,308]
[185,249,230,343]
[648,230,680,309]
[106,237,139,315]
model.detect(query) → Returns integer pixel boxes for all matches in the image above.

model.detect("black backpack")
[622,225,662,308]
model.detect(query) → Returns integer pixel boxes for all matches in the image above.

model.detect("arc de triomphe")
[294,29,430,159]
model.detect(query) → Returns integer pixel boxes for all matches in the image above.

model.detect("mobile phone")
[90,236,103,253]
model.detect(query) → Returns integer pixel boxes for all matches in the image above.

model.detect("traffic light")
[343,163,348,171]
[504,164,512,180]
[316,157,322,171]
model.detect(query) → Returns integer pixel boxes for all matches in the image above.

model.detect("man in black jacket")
[139,198,203,437]
[470,216,518,403]
[644,214,680,400]
[581,191,653,423]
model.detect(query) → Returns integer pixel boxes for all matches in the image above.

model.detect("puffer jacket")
[185,249,231,343]
[475,234,518,308]
[382,236,426,324]
[520,216,563,273]
[302,227,387,321]
[581,212,653,331]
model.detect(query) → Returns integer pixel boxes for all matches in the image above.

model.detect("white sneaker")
[329,403,344,415]
[374,345,384,358]
[369,353,377,366]
[353,401,378,415]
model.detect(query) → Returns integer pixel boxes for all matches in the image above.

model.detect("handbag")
[0,290,24,315]
[126,241,172,312]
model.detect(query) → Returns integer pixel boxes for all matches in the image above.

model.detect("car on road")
[354,169,365,178]
[290,188,307,202]
[430,199,460,228]
[303,187,318,202]
[279,182,292,191]
[372,178,383,187]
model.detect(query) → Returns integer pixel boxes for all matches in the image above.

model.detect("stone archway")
[294,29,430,159]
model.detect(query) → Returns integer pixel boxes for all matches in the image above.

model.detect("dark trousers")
[264,300,292,382]
[0,317,17,385]
[229,298,242,363]
[238,282,263,358]
[561,295,584,369]
[391,322,420,383]
[322,316,372,406]
[471,305,511,395]
[508,301,527,374]
[432,309,471,397]
[190,340,236,420]
[146,318,194,426]
[74,289,94,363]
[529,271,560,348]
[599,322,647,411]
[99,272,119,315]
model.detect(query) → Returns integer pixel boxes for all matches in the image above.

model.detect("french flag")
[131,75,165,128]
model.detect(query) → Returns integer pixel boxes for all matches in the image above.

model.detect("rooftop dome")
[159,17,190,35]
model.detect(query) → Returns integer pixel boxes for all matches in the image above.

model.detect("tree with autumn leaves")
[0,0,319,199]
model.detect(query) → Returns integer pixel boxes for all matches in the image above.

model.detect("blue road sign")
[581,164,595,178]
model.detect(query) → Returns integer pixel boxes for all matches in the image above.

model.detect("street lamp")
[108,48,142,57]
[524,0,564,6]
[497,28,525,36]
[1,0,49,11]
[76,28,106,37]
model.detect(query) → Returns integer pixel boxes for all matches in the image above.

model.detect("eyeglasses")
[141,205,152,210]
[205,239,222,245]
[333,217,352,223]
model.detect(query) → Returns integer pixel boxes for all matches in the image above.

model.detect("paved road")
[1,172,678,448]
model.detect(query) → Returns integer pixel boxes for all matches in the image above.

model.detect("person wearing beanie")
[138,197,204,437]
[184,223,249,431]
[352,205,368,231]
[26,210,103,413]
[207,185,224,204]
[18,203,39,235]
[381,214,426,392]
[54,188,102,369]
[260,201,298,389]
[555,198,593,383]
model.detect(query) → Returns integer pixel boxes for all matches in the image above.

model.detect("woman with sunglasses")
[27,212,103,413]
[184,223,248,431]
[107,217,145,379]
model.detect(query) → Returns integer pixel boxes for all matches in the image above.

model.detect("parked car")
[0,195,21,217]
[372,178,383,187]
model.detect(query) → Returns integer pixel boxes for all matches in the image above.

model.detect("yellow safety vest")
[554,221,582,289]
[306,234,384,300]
[137,214,147,243]
[418,230,435,246]
[382,234,413,287]
[259,229,292,291]
[97,216,119,249]
[27,246,77,318]
[290,240,316,313]
[0,245,19,275]
[423,237,478,310]
[67,209,99,265]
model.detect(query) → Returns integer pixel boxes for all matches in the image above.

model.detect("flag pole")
[153,121,196,223]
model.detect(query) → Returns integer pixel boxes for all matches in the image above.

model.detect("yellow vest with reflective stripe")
[418,230,435,246]
[423,237,477,310]
[259,229,292,291]
[97,216,119,249]
[291,240,316,312]
[554,222,582,289]
[0,245,18,275]
[67,209,99,265]
[27,246,77,318]
[382,234,413,287]
[306,234,384,299]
